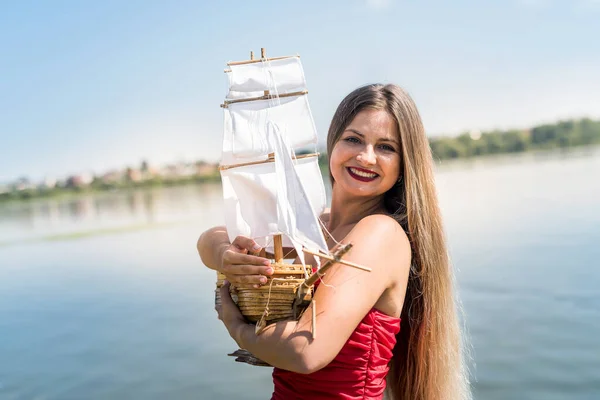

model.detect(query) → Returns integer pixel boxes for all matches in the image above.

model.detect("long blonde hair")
[327,84,471,400]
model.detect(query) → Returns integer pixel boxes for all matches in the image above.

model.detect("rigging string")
[318,218,341,246]
[314,266,337,290]
[263,276,281,316]
[255,276,289,334]
[312,219,341,290]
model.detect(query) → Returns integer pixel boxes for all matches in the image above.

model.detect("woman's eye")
[344,136,361,144]
[379,144,395,152]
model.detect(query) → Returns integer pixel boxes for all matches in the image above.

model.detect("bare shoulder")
[354,214,408,241]
[346,214,411,266]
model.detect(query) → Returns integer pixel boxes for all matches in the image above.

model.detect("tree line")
[428,118,600,160]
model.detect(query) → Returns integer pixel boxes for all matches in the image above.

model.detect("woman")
[197,84,471,399]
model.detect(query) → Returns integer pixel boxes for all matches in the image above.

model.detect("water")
[1,149,599,400]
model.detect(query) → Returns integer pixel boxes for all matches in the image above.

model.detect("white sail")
[226,56,306,98]
[220,51,328,259]
[220,154,327,252]
[269,123,329,257]
[221,94,318,164]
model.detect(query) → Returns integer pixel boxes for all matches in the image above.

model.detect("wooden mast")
[273,234,284,264]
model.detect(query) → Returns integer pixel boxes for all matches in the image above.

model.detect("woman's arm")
[197,226,231,271]
[218,214,411,373]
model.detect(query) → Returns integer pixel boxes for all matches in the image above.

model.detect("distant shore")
[0,174,222,203]
[429,117,600,160]
[2,118,599,203]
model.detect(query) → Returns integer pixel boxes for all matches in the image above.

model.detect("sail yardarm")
[219,153,319,172]
[226,90,265,100]
[224,90,308,106]
[227,54,297,67]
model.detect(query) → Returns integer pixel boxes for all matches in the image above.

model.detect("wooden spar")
[220,90,308,107]
[218,152,319,171]
[223,49,297,72]
[269,268,306,275]
[301,244,353,290]
[302,248,372,272]
[273,234,284,264]
[227,55,298,66]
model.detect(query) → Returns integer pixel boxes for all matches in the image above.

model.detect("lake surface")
[1,148,599,400]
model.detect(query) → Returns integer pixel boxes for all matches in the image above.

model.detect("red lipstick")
[346,167,379,182]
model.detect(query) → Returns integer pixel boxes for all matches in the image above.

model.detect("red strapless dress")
[271,307,401,400]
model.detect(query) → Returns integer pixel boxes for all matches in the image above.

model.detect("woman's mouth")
[347,167,379,182]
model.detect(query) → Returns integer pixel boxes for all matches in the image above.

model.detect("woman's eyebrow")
[380,137,400,146]
[344,128,364,137]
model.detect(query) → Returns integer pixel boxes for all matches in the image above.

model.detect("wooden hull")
[214,263,314,367]
[215,263,313,324]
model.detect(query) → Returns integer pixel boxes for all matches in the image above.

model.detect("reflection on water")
[0,148,599,400]
[0,184,224,244]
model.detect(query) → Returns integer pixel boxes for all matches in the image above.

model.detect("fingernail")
[260,277,267,284]
[263,260,271,266]
[223,280,229,285]
[253,284,260,289]
[252,244,261,251]
[265,268,274,275]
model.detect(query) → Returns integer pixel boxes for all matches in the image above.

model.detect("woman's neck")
[328,186,386,232]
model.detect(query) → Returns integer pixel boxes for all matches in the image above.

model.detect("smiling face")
[329,108,401,200]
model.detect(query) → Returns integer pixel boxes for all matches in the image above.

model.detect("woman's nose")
[357,145,376,165]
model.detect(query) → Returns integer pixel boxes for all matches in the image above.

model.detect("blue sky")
[1,0,599,182]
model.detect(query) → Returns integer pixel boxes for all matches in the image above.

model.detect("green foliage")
[429,118,600,160]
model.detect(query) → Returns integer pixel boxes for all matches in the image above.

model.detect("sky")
[1,0,599,182]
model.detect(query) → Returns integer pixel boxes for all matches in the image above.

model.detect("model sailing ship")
[214,48,370,365]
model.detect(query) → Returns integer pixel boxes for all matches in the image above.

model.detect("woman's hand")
[220,236,273,289]
[216,280,248,347]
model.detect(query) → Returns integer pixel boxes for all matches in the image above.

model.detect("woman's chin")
[335,181,383,198]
